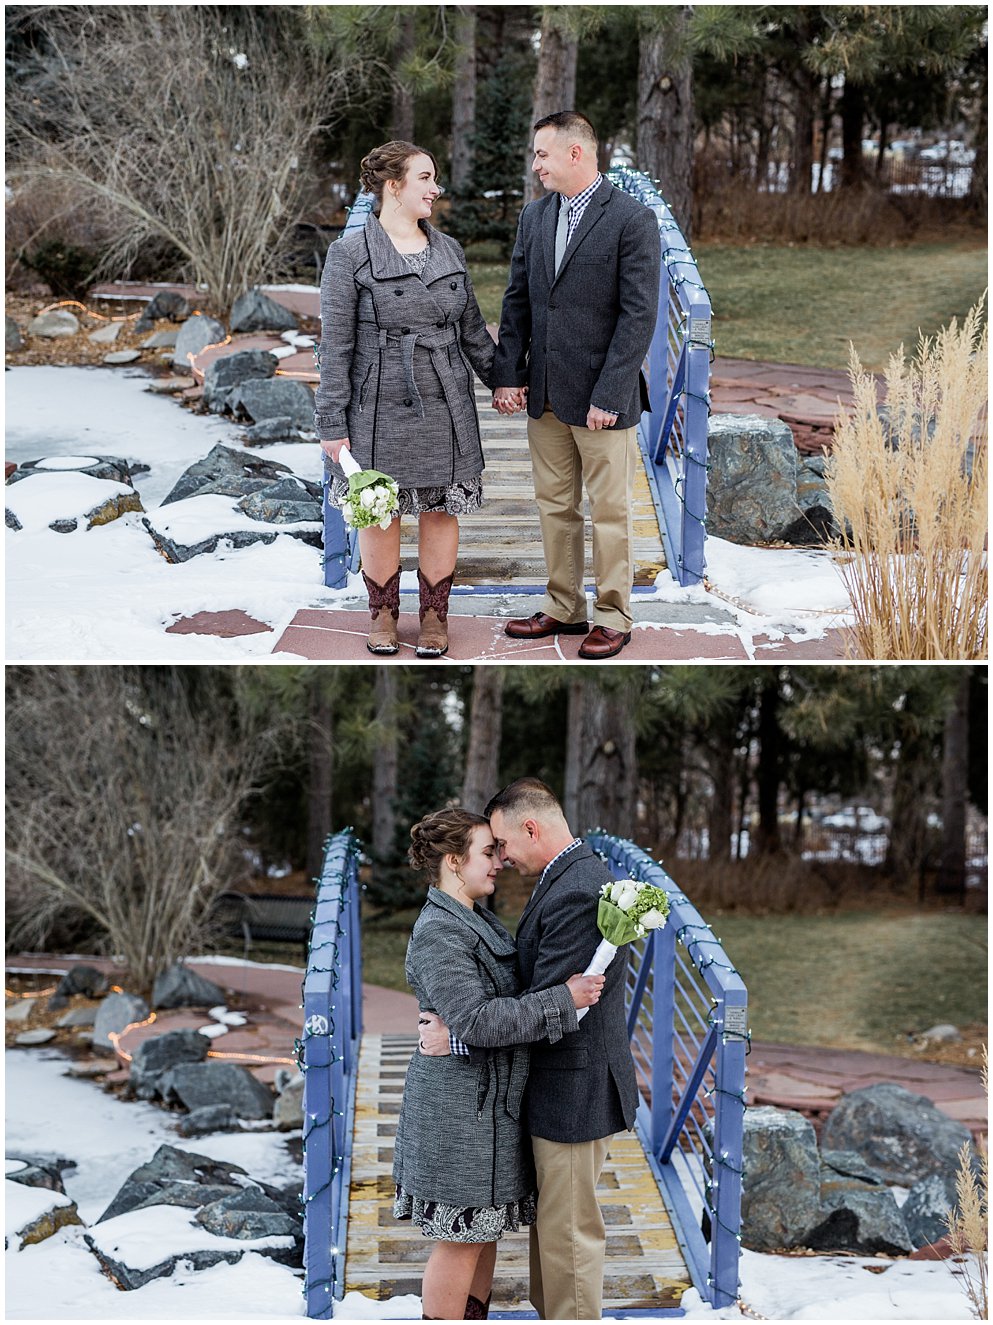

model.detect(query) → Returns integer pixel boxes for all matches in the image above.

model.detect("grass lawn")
[466,241,987,372]
[362,906,987,1058]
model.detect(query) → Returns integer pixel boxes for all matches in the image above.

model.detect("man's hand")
[493,387,525,416]
[320,438,350,463]
[417,1011,451,1056]
[586,407,618,431]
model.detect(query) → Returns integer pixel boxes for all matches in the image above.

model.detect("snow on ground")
[5,365,853,660]
[5,1047,979,1322]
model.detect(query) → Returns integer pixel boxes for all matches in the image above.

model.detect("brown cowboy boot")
[415,568,453,657]
[362,568,400,655]
[464,1293,491,1319]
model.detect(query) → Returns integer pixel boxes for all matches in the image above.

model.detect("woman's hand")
[567,973,605,1009]
[321,437,350,464]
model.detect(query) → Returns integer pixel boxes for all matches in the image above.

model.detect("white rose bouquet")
[576,878,670,1021]
[337,447,399,532]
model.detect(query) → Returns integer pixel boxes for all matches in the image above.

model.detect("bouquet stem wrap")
[576,937,619,1022]
[338,447,361,479]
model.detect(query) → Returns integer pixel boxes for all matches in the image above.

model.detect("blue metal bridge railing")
[607,169,712,587]
[587,831,746,1309]
[321,176,711,590]
[299,830,363,1319]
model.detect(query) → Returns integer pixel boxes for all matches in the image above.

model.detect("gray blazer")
[515,843,639,1144]
[393,886,578,1208]
[492,178,661,431]
[314,213,496,488]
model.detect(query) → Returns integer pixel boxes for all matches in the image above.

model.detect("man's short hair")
[533,110,598,152]
[484,777,565,822]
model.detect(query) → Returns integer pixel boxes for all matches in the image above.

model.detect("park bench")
[214,891,312,962]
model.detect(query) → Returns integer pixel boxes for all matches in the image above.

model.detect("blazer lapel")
[516,842,596,937]
[541,193,559,287]
[554,178,612,282]
[363,212,418,282]
[419,225,464,285]
[426,887,516,959]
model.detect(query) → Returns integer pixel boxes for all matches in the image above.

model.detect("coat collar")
[363,213,463,284]
[543,176,614,286]
[517,840,597,929]
[424,885,517,959]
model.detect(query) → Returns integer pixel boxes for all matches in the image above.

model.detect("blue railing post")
[711,983,747,1308]
[651,922,676,1155]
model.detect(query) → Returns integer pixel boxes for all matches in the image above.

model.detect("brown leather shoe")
[504,612,589,639]
[578,625,632,659]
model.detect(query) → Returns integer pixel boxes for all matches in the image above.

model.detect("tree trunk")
[306,678,334,883]
[391,13,417,141]
[815,83,832,193]
[707,737,736,863]
[753,672,783,855]
[636,9,694,237]
[371,669,399,868]
[885,718,932,888]
[937,671,969,897]
[574,683,638,839]
[563,677,586,830]
[461,667,504,812]
[789,70,817,195]
[967,45,987,214]
[524,11,578,204]
[838,78,867,189]
[451,6,477,193]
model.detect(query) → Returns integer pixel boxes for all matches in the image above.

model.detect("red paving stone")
[752,629,849,660]
[165,609,274,638]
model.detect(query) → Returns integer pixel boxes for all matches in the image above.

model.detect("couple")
[395,778,639,1321]
[316,111,661,660]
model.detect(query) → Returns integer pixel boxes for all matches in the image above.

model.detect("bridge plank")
[344,1034,691,1313]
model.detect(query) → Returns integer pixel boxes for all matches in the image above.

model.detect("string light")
[4,985,58,1000]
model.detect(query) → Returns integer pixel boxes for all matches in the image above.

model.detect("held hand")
[586,407,618,431]
[321,438,350,464]
[567,973,605,1009]
[493,387,524,416]
[417,1011,451,1056]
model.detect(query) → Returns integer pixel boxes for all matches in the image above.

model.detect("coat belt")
[356,322,474,454]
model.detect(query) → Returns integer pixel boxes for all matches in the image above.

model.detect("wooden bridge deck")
[399,384,667,586]
[345,1034,691,1314]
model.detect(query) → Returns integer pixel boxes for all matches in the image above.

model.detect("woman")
[316,141,497,658]
[395,808,602,1321]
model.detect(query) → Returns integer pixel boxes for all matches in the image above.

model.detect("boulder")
[6,315,25,351]
[15,1029,56,1046]
[145,376,195,394]
[4,1153,75,1192]
[228,377,315,431]
[151,962,226,1010]
[142,514,321,564]
[238,478,322,525]
[6,1181,82,1248]
[807,1185,914,1255]
[135,290,191,333]
[739,1106,821,1251]
[902,1173,957,1249]
[195,1187,299,1239]
[97,1144,248,1223]
[91,991,150,1055]
[9,455,145,488]
[55,1006,97,1029]
[47,963,109,1009]
[84,1232,243,1291]
[172,313,226,371]
[28,309,79,338]
[272,1073,305,1131]
[706,414,804,545]
[202,349,277,412]
[5,1000,34,1023]
[230,289,298,334]
[820,1083,973,1187]
[242,416,302,445]
[128,1028,211,1100]
[175,1105,241,1138]
[162,1061,275,1120]
[103,349,142,365]
[783,454,836,545]
[140,329,178,349]
[87,322,122,345]
[160,443,295,506]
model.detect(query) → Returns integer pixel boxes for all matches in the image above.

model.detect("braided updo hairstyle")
[409,807,490,884]
[359,140,440,208]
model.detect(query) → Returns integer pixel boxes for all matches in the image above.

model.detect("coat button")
[403,398,413,407]
[401,326,411,334]
[394,289,404,296]
[436,319,445,328]
[450,281,458,289]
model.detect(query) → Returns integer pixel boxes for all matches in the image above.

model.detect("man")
[492,111,661,659]
[419,778,638,1320]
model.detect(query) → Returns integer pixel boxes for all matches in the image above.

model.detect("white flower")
[342,507,354,526]
[360,489,375,508]
[612,883,640,912]
[378,516,393,531]
[639,907,667,931]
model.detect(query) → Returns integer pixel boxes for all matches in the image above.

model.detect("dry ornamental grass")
[826,297,988,659]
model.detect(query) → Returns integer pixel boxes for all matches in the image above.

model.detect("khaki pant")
[527,409,637,633]
[529,1133,615,1320]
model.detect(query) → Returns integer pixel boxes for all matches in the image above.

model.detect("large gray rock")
[740,1107,821,1251]
[175,1105,241,1138]
[160,443,296,506]
[195,1187,299,1240]
[12,1193,82,1247]
[135,290,191,333]
[56,1006,97,1029]
[28,308,79,338]
[230,289,298,334]
[91,992,150,1055]
[238,478,321,526]
[203,349,277,412]
[172,313,226,371]
[151,962,225,1010]
[8,455,144,488]
[5,1000,34,1023]
[784,454,836,544]
[47,963,109,1010]
[242,416,302,445]
[820,1083,973,1188]
[706,414,804,545]
[83,1234,242,1291]
[163,1061,275,1120]
[5,1155,72,1193]
[272,1073,304,1131]
[128,1028,211,1100]
[15,1029,56,1046]
[807,1150,913,1253]
[6,315,25,351]
[87,322,122,345]
[228,377,315,430]
[142,514,321,563]
[97,1144,247,1223]
[902,1173,956,1248]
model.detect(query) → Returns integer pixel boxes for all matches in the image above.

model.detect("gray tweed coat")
[314,213,496,488]
[515,843,639,1144]
[393,886,578,1209]
[492,177,660,430]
